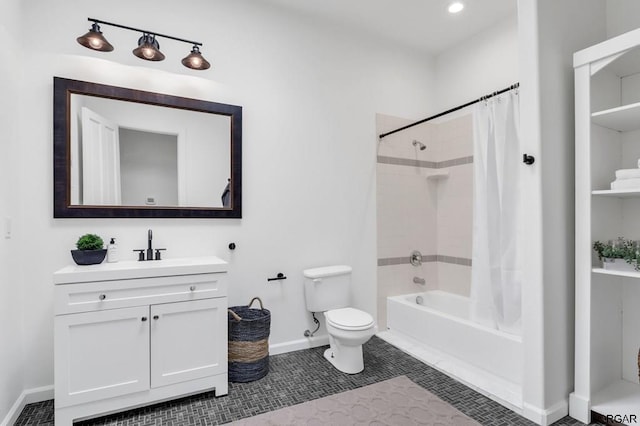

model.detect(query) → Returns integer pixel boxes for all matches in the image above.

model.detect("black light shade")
[76,22,114,52]
[132,34,165,61]
[181,45,210,70]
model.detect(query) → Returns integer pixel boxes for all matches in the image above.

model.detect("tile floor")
[15,337,598,425]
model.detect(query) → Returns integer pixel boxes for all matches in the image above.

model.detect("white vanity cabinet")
[53,257,229,425]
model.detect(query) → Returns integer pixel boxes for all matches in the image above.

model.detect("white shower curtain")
[470,91,522,335]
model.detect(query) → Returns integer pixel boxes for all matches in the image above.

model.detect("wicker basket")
[228,297,271,383]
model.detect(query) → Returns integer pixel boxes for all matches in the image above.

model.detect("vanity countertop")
[54,256,228,284]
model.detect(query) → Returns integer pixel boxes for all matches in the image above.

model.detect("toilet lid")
[326,308,374,330]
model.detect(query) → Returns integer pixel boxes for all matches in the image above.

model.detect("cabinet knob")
[99,294,106,301]
[141,316,148,322]
[153,315,159,320]
[189,285,196,291]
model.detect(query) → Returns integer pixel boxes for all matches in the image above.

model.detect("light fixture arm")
[87,18,203,47]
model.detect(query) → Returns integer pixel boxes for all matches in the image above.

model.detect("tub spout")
[413,277,426,285]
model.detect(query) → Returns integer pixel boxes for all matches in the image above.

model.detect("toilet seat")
[326,307,374,331]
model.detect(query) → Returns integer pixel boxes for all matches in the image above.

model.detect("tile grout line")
[377,255,472,267]
[376,155,473,169]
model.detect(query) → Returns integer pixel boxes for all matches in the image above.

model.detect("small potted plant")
[593,237,640,271]
[71,233,107,265]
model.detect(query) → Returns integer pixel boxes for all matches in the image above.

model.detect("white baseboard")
[1,385,54,426]
[523,399,568,426]
[269,335,328,355]
[568,392,591,424]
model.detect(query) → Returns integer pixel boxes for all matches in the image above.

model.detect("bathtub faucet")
[413,277,426,285]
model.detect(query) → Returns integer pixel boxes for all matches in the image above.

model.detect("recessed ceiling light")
[448,2,464,14]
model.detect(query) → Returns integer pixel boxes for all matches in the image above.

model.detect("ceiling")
[262,0,517,55]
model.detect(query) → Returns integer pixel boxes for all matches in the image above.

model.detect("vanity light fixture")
[181,45,211,70]
[76,22,114,52]
[132,34,165,62]
[448,1,465,13]
[76,18,211,70]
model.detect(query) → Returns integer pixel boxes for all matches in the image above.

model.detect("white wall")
[434,14,519,113]
[518,0,606,423]
[119,130,179,206]
[607,0,640,38]
[11,0,435,397]
[0,0,25,422]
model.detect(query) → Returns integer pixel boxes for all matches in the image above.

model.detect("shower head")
[412,140,426,151]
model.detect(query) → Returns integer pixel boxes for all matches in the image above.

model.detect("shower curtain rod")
[378,82,520,140]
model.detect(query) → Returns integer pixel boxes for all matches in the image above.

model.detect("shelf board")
[592,267,640,278]
[591,380,640,420]
[592,189,640,198]
[592,102,640,132]
[425,170,449,181]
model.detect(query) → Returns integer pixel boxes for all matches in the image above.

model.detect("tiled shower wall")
[376,112,473,329]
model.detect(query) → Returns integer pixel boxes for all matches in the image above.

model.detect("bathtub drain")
[416,295,424,305]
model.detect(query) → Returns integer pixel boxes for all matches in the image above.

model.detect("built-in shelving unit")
[591,101,640,132]
[592,189,640,198]
[591,381,640,421]
[592,268,640,279]
[570,28,640,425]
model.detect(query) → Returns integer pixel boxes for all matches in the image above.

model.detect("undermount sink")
[54,256,228,284]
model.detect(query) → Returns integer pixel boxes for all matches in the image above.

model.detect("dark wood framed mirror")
[53,77,242,218]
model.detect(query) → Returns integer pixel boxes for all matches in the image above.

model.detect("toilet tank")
[303,265,352,312]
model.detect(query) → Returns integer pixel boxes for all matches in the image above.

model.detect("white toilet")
[303,265,377,374]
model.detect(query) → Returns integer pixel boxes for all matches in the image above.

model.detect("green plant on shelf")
[593,237,640,271]
[76,234,104,251]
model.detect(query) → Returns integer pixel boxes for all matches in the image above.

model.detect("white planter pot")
[602,258,638,272]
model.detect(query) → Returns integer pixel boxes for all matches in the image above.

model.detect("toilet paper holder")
[267,272,287,282]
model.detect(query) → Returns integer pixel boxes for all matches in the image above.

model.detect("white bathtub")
[387,290,522,386]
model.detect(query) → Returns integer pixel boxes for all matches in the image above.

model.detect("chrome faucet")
[413,277,426,285]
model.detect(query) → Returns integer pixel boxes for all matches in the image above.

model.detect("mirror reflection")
[70,94,231,208]
[53,77,242,219]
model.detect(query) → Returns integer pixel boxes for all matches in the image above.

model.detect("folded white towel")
[615,169,640,180]
[611,178,640,190]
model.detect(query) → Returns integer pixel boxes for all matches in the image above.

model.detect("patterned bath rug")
[230,375,481,425]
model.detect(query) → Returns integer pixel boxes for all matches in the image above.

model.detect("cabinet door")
[150,298,227,388]
[54,306,150,408]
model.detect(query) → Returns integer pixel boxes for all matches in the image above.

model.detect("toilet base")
[323,344,364,374]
